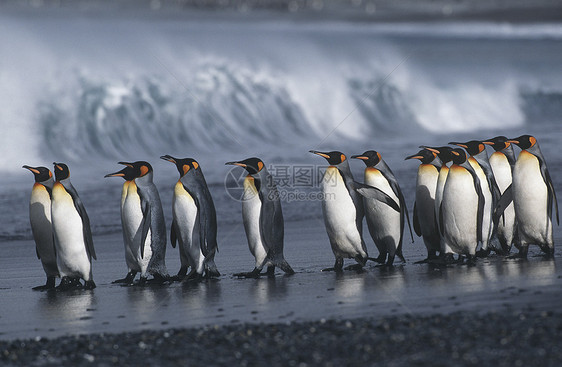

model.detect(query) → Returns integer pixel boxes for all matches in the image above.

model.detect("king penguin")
[310,150,399,271]
[417,146,455,261]
[439,149,485,265]
[405,149,442,261]
[482,136,517,254]
[225,157,294,277]
[104,165,139,284]
[161,155,220,281]
[51,163,96,290]
[23,165,59,290]
[449,140,500,256]
[118,161,169,283]
[499,135,558,257]
[351,150,412,266]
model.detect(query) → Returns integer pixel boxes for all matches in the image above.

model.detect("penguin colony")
[23,135,558,290]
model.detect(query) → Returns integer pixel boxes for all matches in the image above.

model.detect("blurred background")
[1,0,561,239]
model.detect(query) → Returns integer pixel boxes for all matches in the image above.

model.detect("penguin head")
[450,148,469,165]
[351,150,381,167]
[309,150,347,166]
[160,155,200,177]
[118,161,153,179]
[23,165,53,183]
[53,162,70,181]
[104,166,136,181]
[482,136,510,152]
[225,157,264,175]
[405,149,436,164]
[449,140,486,156]
[420,146,454,164]
[508,135,537,150]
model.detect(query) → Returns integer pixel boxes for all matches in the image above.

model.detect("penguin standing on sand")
[23,165,59,290]
[225,157,294,277]
[104,165,139,284]
[51,163,96,290]
[418,146,455,259]
[439,149,485,264]
[161,155,220,281]
[117,161,169,283]
[449,140,500,256]
[310,151,399,271]
[482,136,517,254]
[351,150,412,266]
[498,135,558,257]
[405,149,442,261]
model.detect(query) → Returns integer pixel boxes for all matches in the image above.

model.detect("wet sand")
[1,218,561,342]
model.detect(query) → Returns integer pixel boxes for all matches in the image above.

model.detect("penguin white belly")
[415,164,439,250]
[120,182,136,271]
[29,184,58,277]
[242,176,268,268]
[469,158,493,249]
[441,167,478,255]
[434,167,453,253]
[173,182,205,273]
[51,183,91,280]
[513,151,551,246]
[123,182,152,276]
[489,153,516,247]
[322,167,364,259]
[364,168,400,253]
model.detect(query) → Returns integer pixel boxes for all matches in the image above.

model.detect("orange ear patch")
[192,161,199,170]
[376,152,382,161]
[183,165,190,175]
[140,165,149,177]
[530,136,537,147]
[48,170,53,178]
[257,161,264,171]
[340,154,346,162]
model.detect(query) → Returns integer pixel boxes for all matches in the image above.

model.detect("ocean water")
[0,11,561,240]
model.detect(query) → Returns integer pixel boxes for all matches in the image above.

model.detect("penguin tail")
[275,258,295,275]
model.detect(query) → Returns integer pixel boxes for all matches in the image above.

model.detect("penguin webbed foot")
[112,271,137,285]
[56,277,83,291]
[183,270,203,283]
[234,268,262,278]
[33,277,56,291]
[171,266,189,281]
[322,259,344,272]
[368,255,386,264]
[84,280,96,290]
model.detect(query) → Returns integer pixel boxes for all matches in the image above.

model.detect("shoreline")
[2,310,561,366]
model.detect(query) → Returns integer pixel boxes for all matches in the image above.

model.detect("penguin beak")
[22,165,40,175]
[482,141,494,145]
[160,155,177,164]
[309,150,330,159]
[405,154,423,161]
[449,142,468,149]
[104,171,125,178]
[507,139,519,145]
[118,161,134,168]
[350,155,368,160]
[225,161,246,168]
[53,162,63,171]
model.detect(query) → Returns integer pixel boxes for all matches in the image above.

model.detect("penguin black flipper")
[170,219,177,249]
[353,182,400,212]
[378,165,414,243]
[468,169,485,244]
[413,201,422,237]
[137,187,152,259]
[66,184,96,260]
[493,184,513,228]
[541,164,559,226]
[257,189,283,259]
